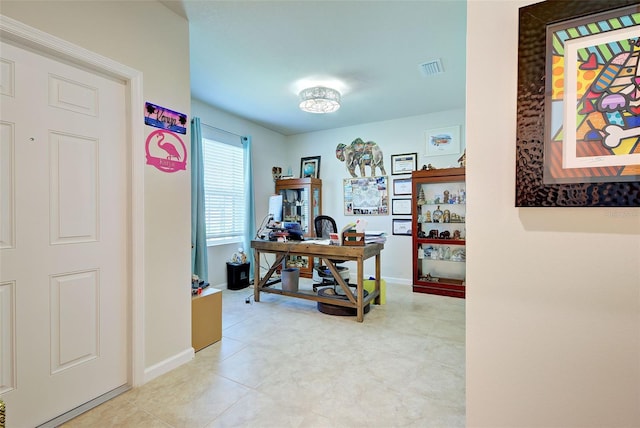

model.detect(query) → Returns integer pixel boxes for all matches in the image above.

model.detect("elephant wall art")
[336,138,386,177]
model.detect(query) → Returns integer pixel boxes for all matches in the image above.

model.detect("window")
[202,136,246,246]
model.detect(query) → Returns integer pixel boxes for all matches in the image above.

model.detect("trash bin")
[281,267,299,292]
[363,278,386,304]
[226,262,250,290]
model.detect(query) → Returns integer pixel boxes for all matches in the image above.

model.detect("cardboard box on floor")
[192,287,222,351]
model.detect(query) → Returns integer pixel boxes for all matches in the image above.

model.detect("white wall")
[191,99,287,286]
[2,1,192,375]
[287,109,465,282]
[466,1,640,427]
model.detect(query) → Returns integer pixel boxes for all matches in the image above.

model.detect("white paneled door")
[0,41,128,427]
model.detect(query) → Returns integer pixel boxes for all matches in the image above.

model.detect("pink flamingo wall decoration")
[157,133,181,160]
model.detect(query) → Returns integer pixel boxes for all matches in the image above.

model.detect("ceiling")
[161,1,467,136]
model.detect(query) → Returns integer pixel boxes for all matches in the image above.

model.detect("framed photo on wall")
[515,0,640,207]
[300,156,321,178]
[544,4,640,185]
[391,153,417,175]
[425,126,461,156]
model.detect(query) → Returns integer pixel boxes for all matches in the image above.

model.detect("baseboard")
[382,276,412,286]
[348,275,411,286]
[143,347,194,384]
[37,384,131,427]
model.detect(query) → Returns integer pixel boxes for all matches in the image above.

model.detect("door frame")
[0,15,145,387]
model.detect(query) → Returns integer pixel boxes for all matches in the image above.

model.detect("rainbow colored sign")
[144,102,187,134]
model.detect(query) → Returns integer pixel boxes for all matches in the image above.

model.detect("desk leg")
[321,257,356,304]
[253,250,287,303]
[356,258,364,322]
[253,249,261,302]
[375,252,381,305]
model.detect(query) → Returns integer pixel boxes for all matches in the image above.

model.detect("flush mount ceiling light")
[298,86,341,114]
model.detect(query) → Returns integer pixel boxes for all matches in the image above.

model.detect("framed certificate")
[391,153,417,175]
[392,219,412,236]
[393,177,412,195]
[391,198,412,215]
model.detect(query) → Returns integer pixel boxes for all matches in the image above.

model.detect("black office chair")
[313,215,350,292]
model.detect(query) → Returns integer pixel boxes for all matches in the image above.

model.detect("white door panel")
[0,121,15,249]
[50,131,99,244]
[0,41,128,427]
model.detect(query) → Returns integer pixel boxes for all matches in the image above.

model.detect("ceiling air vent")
[419,59,443,76]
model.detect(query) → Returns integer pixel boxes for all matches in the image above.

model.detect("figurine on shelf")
[425,210,431,222]
[424,245,433,258]
[453,230,461,240]
[458,149,466,167]
[432,205,443,223]
[417,188,426,205]
[231,247,247,264]
[443,190,450,204]
[443,209,450,223]
[439,230,451,239]
[428,229,439,239]
[425,273,439,282]
[444,246,451,260]
[272,166,282,182]
[421,163,436,171]
[451,248,466,262]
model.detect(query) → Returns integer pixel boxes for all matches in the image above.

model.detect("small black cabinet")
[226,262,250,290]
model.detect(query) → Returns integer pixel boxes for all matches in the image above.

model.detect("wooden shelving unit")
[412,167,466,298]
[275,178,322,278]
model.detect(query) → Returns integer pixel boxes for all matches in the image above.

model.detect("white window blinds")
[202,130,246,245]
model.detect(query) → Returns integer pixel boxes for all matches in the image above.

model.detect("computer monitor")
[268,194,283,222]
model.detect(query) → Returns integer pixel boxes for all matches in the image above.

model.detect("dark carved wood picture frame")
[516,0,639,207]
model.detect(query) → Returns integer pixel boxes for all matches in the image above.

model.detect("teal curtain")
[242,136,256,280]
[191,118,208,283]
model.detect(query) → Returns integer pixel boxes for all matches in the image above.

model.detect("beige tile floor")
[62,280,465,427]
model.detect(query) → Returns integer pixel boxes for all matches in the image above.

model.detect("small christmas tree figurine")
[417,188,426,205]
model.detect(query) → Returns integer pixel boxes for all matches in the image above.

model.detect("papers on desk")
[340,220,387,245]
[305,235,385,245]
[306,238,332,245]
[364,230,387,244]
[366,230,386,236]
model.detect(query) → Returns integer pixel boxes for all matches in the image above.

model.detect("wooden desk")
[251,240,384,322]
